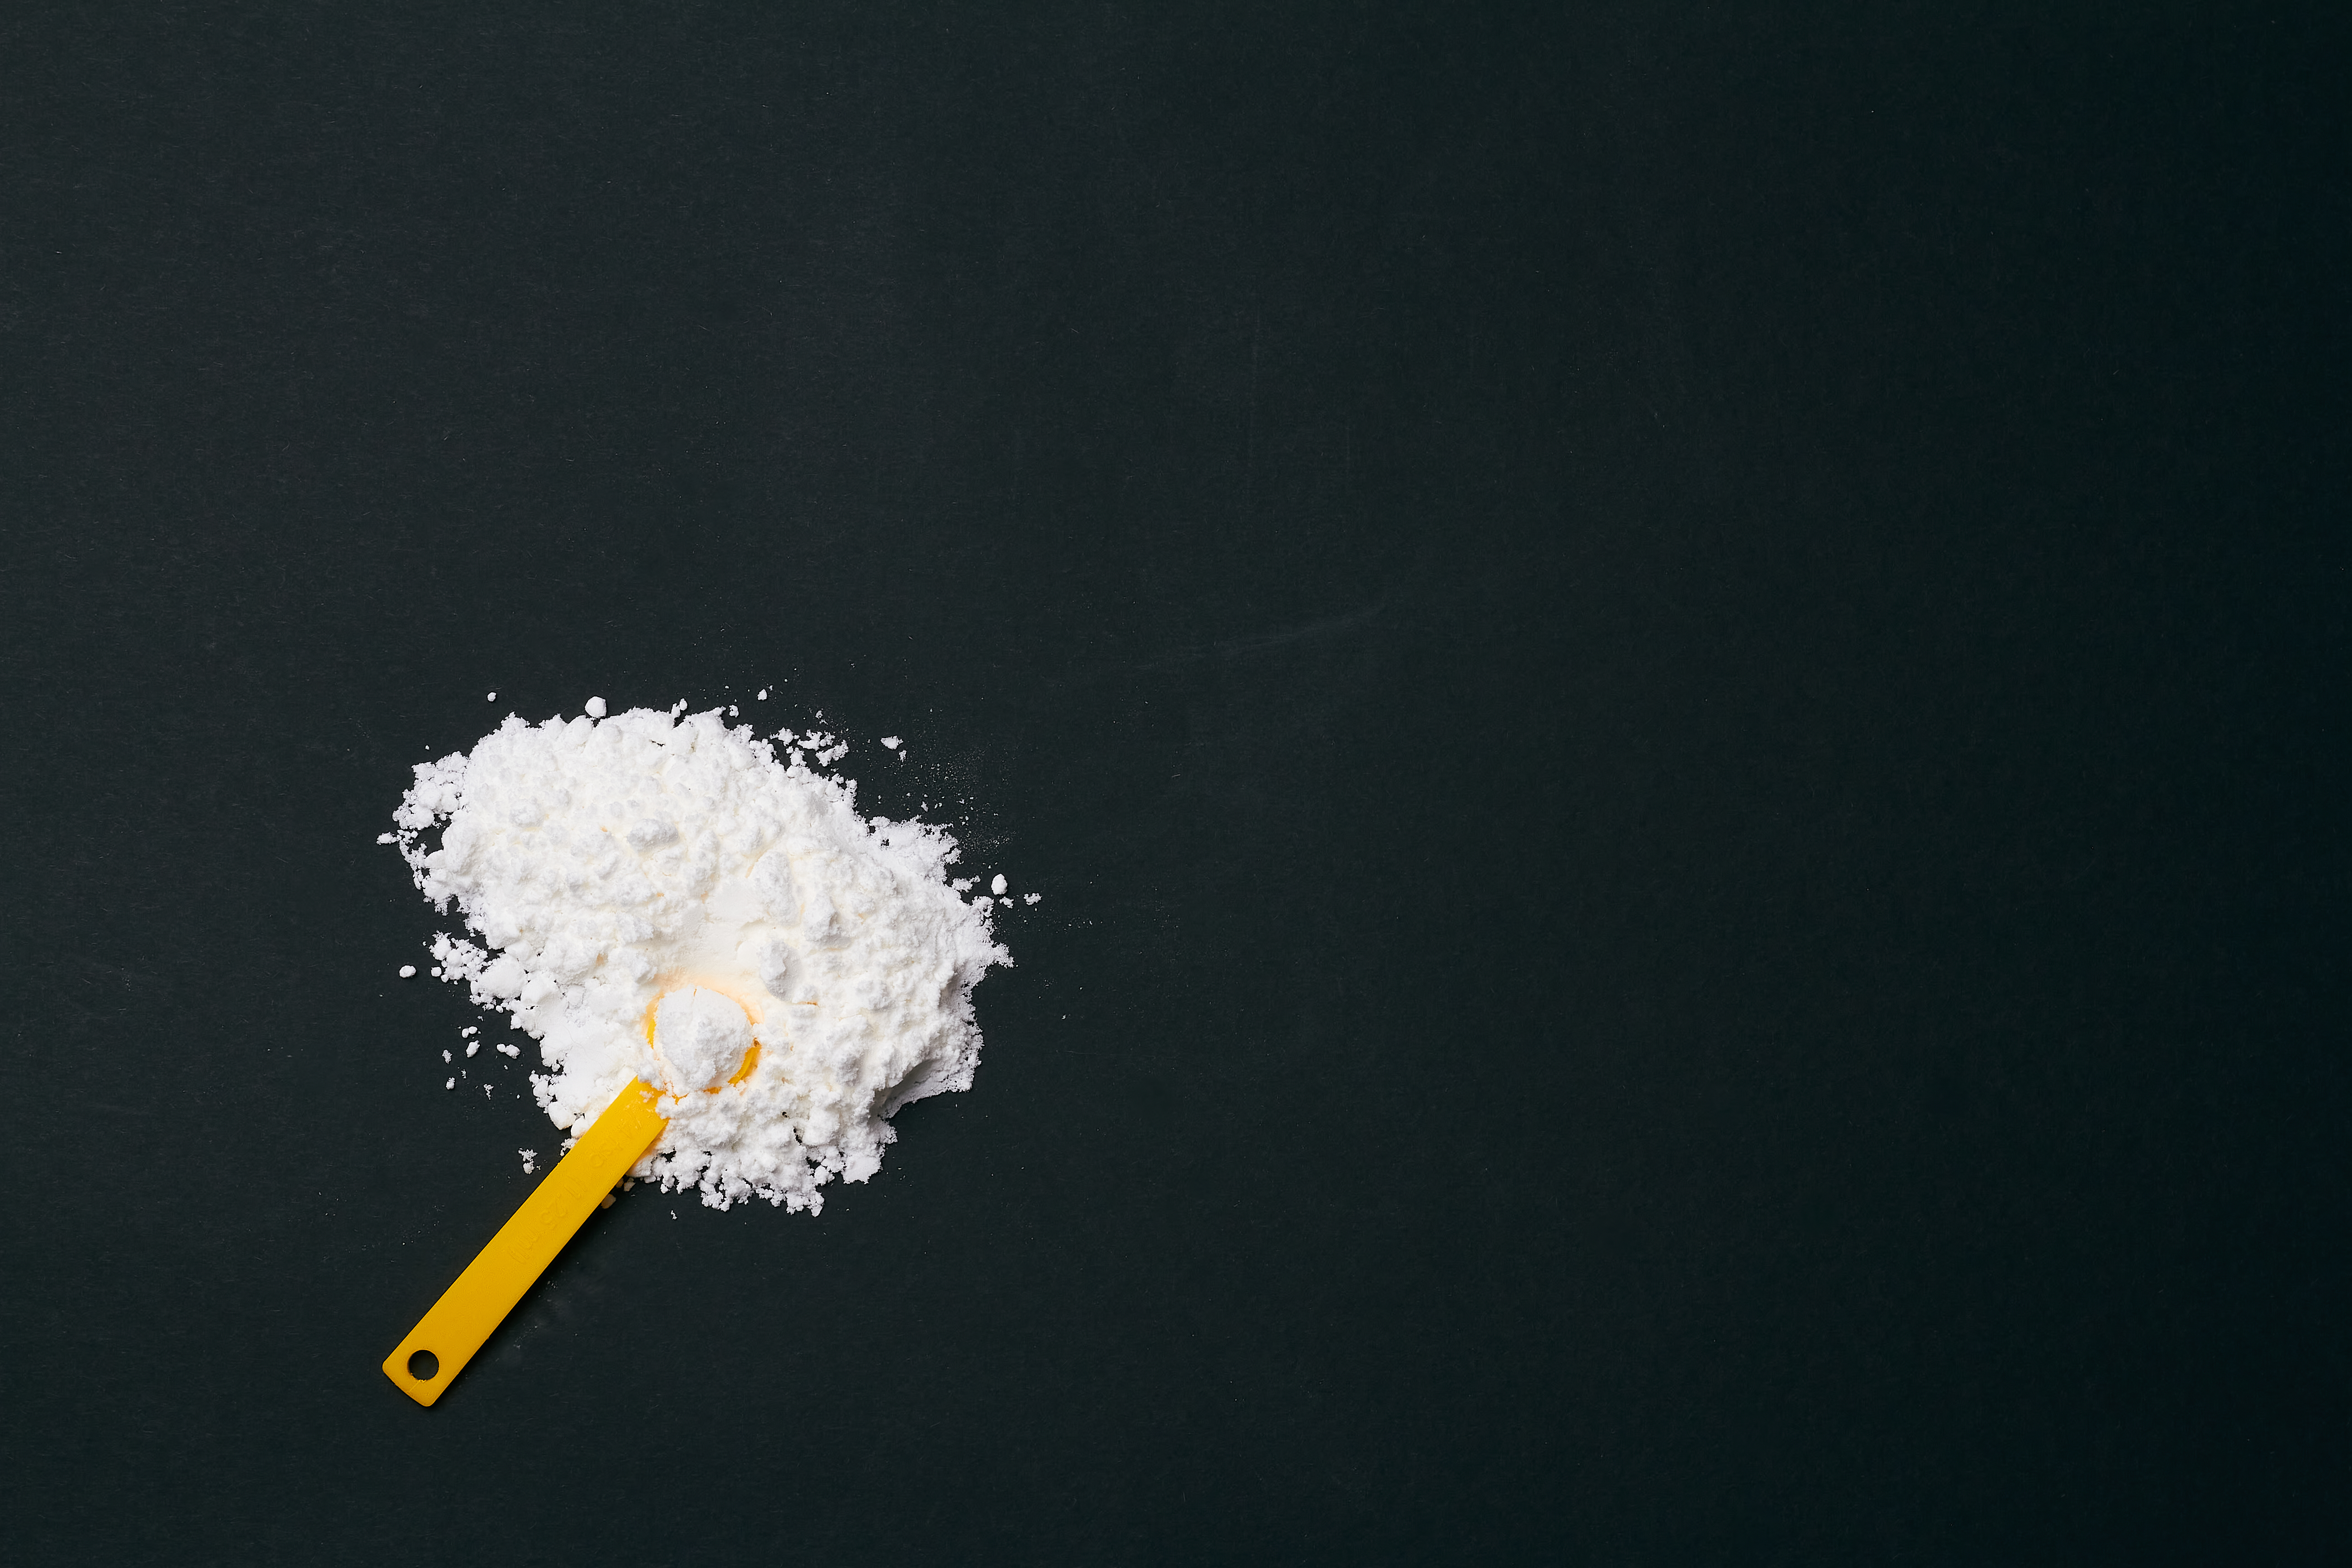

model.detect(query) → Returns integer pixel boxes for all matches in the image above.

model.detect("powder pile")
[389,703,1009,1212]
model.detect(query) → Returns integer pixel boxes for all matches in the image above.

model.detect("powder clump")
[390,705,1009,1212]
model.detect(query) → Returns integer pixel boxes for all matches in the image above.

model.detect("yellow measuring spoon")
[382,988,761,1406]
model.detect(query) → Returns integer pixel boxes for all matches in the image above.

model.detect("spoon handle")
[382,1079,668,1406]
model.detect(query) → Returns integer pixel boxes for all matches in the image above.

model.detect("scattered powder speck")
[585,696,608,718]
[444,1078,456,1090]
[1024,893,1042,906]
[881,736,903,750]
[399,965,417,978]
[487,692,497,701]
[520,1149,537,1173]
[757,688,769,701]
[990,874,1008,896]
[391,703,1011,1213]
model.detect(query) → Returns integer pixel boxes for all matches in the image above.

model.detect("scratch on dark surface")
[1134,598,1388,672]
[346,707,391,764]
[66,954,171,994]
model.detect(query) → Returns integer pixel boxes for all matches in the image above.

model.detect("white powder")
[652,986,753,1092]
[390,704,1010,1212]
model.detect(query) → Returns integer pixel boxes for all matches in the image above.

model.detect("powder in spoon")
[389,703,1009,1212]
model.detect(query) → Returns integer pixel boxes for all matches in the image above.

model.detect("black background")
[5,4,2346,1563]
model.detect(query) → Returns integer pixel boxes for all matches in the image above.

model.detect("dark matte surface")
[4,5,2346,1563]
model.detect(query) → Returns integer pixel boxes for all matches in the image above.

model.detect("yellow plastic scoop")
[382,1075,669,1406]
[382,986,762,1406]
